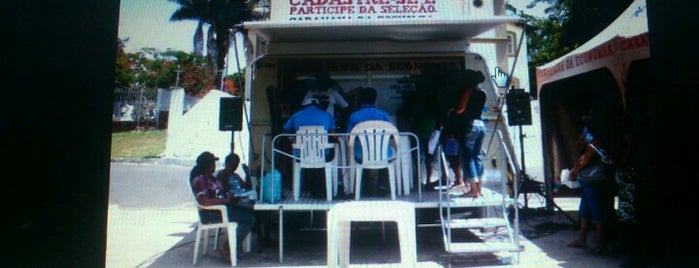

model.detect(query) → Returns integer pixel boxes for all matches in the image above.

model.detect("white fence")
[112,87,200,130]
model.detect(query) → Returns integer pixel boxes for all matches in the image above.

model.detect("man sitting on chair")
[346,87,396,195]
[346,87,395,161]
[283,97,337,156]
[282,97,337,198]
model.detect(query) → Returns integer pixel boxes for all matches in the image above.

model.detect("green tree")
[168,0,260,88]
[508,0,634,91]
[114,38,137,88]
[114,41,214,95]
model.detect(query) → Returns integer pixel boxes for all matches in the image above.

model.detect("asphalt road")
[109,161,193,208]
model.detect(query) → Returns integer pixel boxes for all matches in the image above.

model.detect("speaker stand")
[514,125,577,225]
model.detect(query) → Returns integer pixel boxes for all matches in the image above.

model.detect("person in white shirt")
[301,71,349,123]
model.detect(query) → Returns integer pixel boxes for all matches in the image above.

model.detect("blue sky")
[118,0,247,73]
[119,0,197,53]
[117,0,546,72]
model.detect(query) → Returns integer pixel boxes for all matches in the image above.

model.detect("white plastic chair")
[348,120,400,200]
[188,177,250,267]
[327,201,417,266]
[292,126,337,201]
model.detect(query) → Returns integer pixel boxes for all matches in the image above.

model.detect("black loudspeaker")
[219,97,243,131]
[506,89,532,126]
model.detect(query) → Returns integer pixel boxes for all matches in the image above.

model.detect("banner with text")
[272,0,468,21]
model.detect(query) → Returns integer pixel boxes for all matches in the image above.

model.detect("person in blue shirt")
[566,115,616,255]
[282,97,337,198]
[346,87,395,162]
[283,97,336,133]
[346,87,391,132]
[217,153,255,210]
[345,87,398,197]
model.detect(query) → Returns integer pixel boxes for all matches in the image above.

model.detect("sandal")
[566,240,587,249]
[448,184,467,195]
[460,191,482,198]
[449,183,466,190]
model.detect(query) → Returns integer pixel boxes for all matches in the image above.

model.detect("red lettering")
[565,58,574,69]
[358,0,388,4]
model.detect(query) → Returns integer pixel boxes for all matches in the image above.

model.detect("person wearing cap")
[282,97,336,134]
[281,96,338,198]
[190,151,256,259]
[301,71,349,122]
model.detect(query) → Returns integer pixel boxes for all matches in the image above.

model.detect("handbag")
[577,162,610,183]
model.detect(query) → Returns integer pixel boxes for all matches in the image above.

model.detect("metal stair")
[436,130,521,265]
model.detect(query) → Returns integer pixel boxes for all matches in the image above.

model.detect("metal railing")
[260,131,422,202]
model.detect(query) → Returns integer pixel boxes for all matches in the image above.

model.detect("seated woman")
[217,153,255,211]
[190,151,256,259]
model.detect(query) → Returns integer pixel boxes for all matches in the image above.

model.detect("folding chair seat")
[327,201,417,266]
[188,177,251,266]
[348,120,400,200]
[292,126,338,201]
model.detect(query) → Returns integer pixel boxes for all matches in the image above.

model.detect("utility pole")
[175,66,182,89]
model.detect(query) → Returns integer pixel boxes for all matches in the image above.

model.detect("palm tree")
[169,0,259,88]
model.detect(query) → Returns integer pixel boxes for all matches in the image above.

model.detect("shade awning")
[243,17,521,43]
[536,0,649,89]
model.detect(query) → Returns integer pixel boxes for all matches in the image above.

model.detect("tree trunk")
[214,28,231,89]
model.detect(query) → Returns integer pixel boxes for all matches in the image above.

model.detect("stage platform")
[254,187,514,211]
[253,187,516,263]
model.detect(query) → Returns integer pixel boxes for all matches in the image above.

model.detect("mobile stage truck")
[235,0,533,264]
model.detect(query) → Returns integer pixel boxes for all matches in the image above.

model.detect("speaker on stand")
[506,89,576,224]
[219,97,243,151]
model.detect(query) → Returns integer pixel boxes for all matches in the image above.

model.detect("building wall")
[165,89,250,167]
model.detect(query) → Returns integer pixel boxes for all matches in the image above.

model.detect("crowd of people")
[277,69,490,199]
[188,67,645,265]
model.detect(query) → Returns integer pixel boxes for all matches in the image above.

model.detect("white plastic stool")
[327,201,417,267]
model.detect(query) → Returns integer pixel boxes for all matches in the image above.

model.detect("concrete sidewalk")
[107,199,627,268]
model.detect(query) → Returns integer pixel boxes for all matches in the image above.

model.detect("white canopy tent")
[534,0,650,206]
[536,0,649,105]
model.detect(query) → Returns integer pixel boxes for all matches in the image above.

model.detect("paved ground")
[107,161,628,268]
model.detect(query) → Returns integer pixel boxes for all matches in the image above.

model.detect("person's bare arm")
[241,164,253,189]
[196,193,234,207]
[568,141,600,181]
[453,88,472,114]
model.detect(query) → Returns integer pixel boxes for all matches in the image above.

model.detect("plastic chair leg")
[388,165,396,200]
[193,226,202,265]
[213,228,221,250]
[202,228,210,255]
[397,219,417,264]
[325,167,333,201]
[338,221,352,267]
[226,223,237,267]
[326,210,337,267]
[354,167,363,200]
[293,164,301,200]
